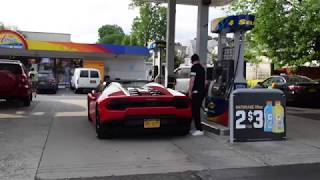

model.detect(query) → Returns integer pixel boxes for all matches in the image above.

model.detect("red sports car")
[87,81,192,139]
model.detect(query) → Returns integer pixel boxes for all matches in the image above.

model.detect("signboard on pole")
[229,89,286,142]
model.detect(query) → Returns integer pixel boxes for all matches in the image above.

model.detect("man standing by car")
[188,54,205,136]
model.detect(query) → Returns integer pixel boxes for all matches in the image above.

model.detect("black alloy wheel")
[23,95,31,107]
[95,107,112,139]
[87,100,92,122]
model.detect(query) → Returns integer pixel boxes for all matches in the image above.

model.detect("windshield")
[0,64,22,74]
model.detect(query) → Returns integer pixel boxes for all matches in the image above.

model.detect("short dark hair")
[191,54,200,62]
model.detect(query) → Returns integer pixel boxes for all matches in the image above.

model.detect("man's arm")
[188,76,195,98]
[188,67,196,98]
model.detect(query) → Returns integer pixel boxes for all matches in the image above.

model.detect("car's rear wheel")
[176,126,191,136]
[95,108,112,139]
[87,101,92,122]
[74,88,81,94]
[22,95,31,107]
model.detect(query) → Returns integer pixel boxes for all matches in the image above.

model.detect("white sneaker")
[189,129,196,134]
[192,130,204,136]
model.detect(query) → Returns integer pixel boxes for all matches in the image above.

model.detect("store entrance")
[1,56,83,87]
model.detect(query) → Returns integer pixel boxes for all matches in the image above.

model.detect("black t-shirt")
[190,63,205,93]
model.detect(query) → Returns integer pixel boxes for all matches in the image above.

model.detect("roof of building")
[148,0,232,6]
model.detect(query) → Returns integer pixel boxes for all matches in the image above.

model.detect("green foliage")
[0,22,4,30]
[130,0,167,46]
[121,35,139,46]
[229,0,320,66]
[121,35,131,45]
[97,24,125,44]
[0,22,18,30]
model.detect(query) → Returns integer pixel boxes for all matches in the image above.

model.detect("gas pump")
[148,40,166,85]
[206,15,255,126]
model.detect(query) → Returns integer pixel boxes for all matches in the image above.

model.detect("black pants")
[192,92,205,131]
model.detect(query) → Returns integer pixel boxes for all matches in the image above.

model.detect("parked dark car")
[0,60,32,106]
[37,71,58,94]
[255,75,320,106]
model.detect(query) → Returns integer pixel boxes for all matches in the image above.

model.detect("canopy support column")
[165,0,176,87]
[196,0,209,66]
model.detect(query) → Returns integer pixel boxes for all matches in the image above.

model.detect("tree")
[229,0,320,66]
[130,0,167,46]
[0,22,18,30]
[121,35,131,45]
[121,35,139,46]
[97,24,125,44]
[0,22,4,30]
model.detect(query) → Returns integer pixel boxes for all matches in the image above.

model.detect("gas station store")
[0,30,149,86]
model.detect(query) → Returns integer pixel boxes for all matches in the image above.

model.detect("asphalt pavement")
[0,89,320,180]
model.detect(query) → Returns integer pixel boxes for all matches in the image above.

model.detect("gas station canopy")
[148,0,232,6]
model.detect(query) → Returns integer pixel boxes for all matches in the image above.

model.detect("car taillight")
[17,74,29,88]
[20,74,27,83]
[106,99,129,110]
[174,99,190,109]
[288,85,305,91]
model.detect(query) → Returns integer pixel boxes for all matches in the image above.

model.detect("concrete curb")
[202,121,229,136]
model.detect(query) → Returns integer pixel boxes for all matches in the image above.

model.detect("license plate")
[144,119,160,128]
[39,82,46,85]
[90,80,96,84]
[308,88,317,93]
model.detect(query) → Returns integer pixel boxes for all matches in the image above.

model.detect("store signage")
[0,30,28,49]
[211,14,255,33]
[229,89,286,142]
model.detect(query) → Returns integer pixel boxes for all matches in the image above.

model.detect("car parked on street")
[71,68,101,93]
[255,75,320,106]
[37,71,58,94]
[87,80,192,139]
[0,60,32,106]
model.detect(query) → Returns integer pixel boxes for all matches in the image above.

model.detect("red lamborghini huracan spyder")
[87,81,192,139]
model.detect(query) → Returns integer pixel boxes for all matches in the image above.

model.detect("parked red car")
[0,60,32,106]
[87,80,192,139]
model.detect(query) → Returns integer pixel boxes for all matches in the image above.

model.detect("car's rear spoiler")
[105,79,151,85]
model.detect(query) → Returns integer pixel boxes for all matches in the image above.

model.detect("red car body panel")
[0,61,32,99]
[87,82,192,130]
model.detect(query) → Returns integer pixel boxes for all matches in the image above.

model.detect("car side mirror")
[91,90,96,95]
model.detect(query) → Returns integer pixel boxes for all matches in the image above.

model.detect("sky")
[0,0,228,44]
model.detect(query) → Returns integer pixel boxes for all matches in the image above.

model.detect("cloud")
[0,0,227,43]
